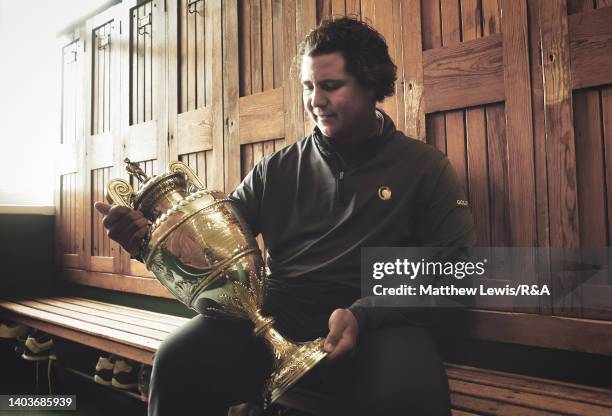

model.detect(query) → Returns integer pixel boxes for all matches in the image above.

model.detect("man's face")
[301,52,376,145]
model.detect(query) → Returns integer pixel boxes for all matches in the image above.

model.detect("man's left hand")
[324,308,359,361]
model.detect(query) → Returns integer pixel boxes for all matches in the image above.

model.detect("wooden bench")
[0,296,189,365]
[279,364,612,416]
[2,297,612,415]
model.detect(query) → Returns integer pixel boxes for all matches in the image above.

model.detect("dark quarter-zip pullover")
[230,110,475,341]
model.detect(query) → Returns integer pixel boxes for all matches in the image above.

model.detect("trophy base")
[267,337,327,403]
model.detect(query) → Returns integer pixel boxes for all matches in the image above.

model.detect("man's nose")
[311,87,328,109]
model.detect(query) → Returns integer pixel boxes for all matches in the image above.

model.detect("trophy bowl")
[105,159,326,403]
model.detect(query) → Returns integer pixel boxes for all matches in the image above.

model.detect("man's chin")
[317,125,337,138]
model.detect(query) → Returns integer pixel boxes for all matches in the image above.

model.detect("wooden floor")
[2,297,612,415]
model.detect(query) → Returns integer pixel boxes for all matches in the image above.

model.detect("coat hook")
[98,34,110,49]
[137,13,152,36]
[187,0,202,14]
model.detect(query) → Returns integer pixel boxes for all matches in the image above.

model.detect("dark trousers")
[148,315,451,416]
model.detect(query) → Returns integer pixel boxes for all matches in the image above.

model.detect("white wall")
[0,0,108,206]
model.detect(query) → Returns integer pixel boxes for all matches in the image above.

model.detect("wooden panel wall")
[129,159,157,190]
[421,0,505,248]
[236,0,288,159]
[565,0,612,320]
[54,0,612,351]
[57,32,84,271]
[179,151,214,187]
[568,0,611,251]
[83,7,121,277]
[60,173,79,255]
[178,0,209,113]
[62,41,80,144]
[91,167,112,258]
[170,0,223,193]
[92,21,114,135]
[130,1,155,125]
[235,0,313,256]
[236,0,297,188]
[238,0,285,96]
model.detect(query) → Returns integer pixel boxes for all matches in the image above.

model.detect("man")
[96,17,474,415]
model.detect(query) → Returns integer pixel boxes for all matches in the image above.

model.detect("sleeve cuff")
[348,304,369,334]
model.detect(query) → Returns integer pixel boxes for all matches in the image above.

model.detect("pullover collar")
[312,109,397,169]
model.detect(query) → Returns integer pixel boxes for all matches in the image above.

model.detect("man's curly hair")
[296,17,397,102]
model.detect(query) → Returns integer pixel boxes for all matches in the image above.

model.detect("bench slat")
[69,297,190,321]
[451,393,562,416]
[447,363,612,408]
[15,299,171,341]
[276,390,487,416]
[451,411,483,416]
[0,311,155,364]
[0,300,160,352]
[55,297,189,326]
[32,297,179,334]
[450,379,612,416]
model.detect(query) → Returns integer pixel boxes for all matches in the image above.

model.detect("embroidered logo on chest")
[378,186,392,201]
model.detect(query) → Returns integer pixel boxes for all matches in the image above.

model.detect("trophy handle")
[106,179,135,207]
[168,161,206,190]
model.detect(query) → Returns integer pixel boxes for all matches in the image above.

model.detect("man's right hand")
[94,202,150,257]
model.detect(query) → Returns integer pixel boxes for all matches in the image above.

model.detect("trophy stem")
[251,310,327,403]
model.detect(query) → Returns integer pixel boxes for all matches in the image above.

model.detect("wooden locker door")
[56,32,85,272]
[224,0,314,194]
[119,0,167,278]
[168,0,223,192]
[82,6,123,277]
[221,1,315,262]
[544,0,612,320]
